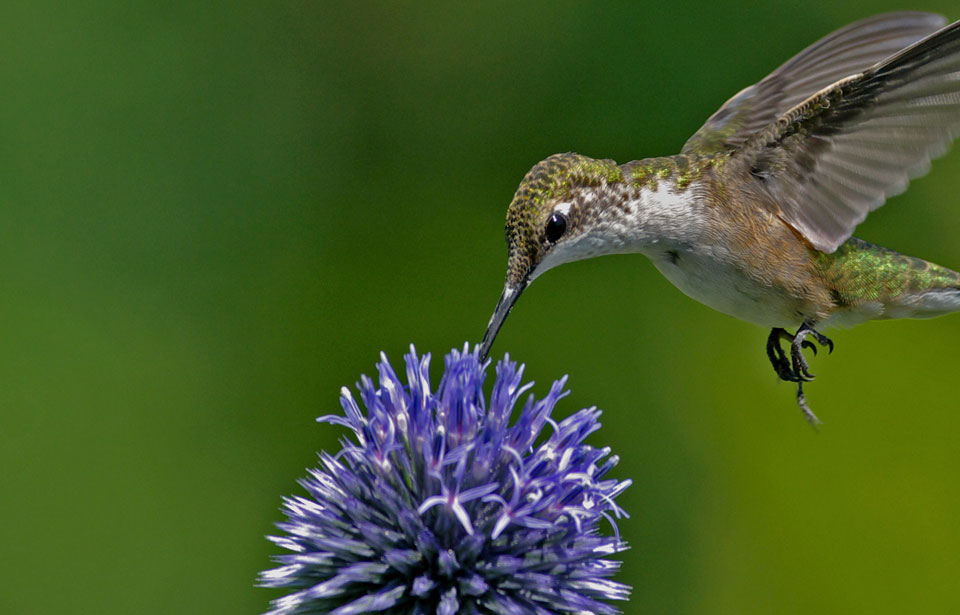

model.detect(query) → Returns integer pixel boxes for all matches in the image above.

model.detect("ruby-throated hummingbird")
[478,12,960,425]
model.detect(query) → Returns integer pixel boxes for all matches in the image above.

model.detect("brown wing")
[733,18,960,253]
[682,12,947,155]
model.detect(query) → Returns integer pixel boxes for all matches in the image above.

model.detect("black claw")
[805,326,834,354]
[766,328,800,382]
[793,359,815,381]
[790,339,816,381]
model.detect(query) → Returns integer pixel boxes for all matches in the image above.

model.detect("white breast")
[628,183,802,327]
[651,247,803,328]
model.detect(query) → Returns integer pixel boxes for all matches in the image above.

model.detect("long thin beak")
[478,281,525,362]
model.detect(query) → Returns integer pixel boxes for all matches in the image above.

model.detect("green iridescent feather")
[817,238,960,308]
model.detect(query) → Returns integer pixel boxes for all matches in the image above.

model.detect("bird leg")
[765,324,834,428]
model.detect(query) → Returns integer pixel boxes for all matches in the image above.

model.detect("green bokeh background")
[4,2,960,613]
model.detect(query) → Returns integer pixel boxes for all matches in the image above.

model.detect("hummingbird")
[478,12,960,426]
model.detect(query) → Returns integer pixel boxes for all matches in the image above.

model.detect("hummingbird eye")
[545,212,568,243]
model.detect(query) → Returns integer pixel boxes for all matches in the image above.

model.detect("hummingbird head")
[479,153,624,360]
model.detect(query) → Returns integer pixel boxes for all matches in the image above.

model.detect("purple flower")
[259,345,631,615]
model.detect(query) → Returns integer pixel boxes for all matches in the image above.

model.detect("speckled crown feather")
[504,153,622,284]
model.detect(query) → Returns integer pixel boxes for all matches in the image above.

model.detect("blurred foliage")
[2,1,959,613]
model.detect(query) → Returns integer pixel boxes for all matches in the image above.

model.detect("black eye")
[545,212,567,243]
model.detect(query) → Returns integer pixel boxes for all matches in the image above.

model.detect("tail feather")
[818,237,960,323]
[884,287,960,319]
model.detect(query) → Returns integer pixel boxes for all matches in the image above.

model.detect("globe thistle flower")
[259,344,632,615]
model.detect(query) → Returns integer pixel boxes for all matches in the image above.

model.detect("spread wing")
[682,12,947,155]
[733,18,960,253]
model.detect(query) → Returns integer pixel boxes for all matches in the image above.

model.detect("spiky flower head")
[259,344,632,615]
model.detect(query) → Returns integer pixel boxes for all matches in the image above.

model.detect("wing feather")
[734,19,960,252]
[682,12,947,155]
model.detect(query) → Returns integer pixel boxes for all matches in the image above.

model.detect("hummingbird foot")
[767,324,833,428]
[766,325,834,383]
[790,324,834,381]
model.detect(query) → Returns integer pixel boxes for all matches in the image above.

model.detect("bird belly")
[650,247,806,328]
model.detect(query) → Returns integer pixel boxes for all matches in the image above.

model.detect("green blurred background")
[3,1,960,613]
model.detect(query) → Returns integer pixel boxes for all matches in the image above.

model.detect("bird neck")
[580,156,709,257]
